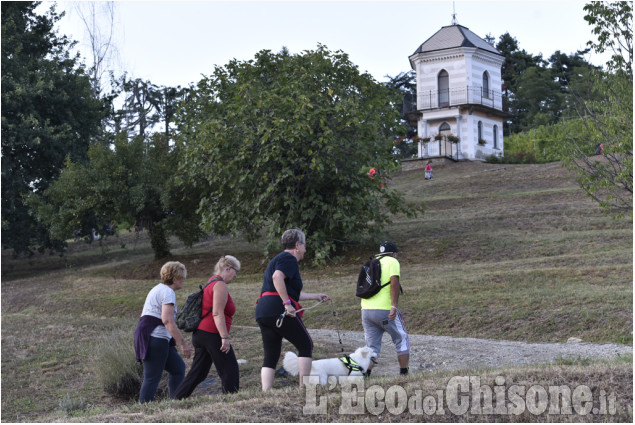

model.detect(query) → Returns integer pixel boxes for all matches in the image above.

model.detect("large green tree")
[177,46,421,261]
[548,49,600,117]
[1,1,105,254]
[584,0,633,75]
[387,70,419,159]
[548,49,595,93]
[559,1,633,215]
[496,33,542,134]
[514,66,563,131]
[496,32,599,134]
[29,133,205,259]
[28,72,200,259]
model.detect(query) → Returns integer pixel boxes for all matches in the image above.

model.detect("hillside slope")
[1,160,632,422]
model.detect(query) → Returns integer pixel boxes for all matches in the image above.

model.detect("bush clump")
[58,394,87,415]
[94,329,167,400]
[486,152,542,164]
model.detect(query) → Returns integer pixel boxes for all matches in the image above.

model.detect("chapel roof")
[411,24,502,57]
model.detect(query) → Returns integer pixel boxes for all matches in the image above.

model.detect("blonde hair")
[160,261,187,285]
[214,255,241,275]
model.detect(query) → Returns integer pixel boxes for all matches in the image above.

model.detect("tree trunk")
[148,222,171,259]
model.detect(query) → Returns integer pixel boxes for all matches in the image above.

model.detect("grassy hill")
[1,160,632,422]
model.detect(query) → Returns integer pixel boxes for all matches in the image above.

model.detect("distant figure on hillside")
[134,261,192,403]
[425,161,433,180]
[595,144,604,155]
[369,167,389,188]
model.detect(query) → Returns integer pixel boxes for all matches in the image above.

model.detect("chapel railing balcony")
[403,86,506,114]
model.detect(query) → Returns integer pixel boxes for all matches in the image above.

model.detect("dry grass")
[46,360,633,423]
[1,160,632,422]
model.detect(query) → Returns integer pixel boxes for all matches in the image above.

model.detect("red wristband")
[282,299,292,305]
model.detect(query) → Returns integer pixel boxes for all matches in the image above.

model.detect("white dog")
[283,346,378,385]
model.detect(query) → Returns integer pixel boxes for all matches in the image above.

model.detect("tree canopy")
[558,1,633,215]
[495,32,599,134]
[584,0,633,75]
[1,1,105,255]
[13,1,628,260]
[29,132,205,259]
[177,46,421,261]
[386,70,419,159]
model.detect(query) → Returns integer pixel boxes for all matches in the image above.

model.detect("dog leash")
[276,299,326,328]
[275,299,346,357]
[329,299,345,354]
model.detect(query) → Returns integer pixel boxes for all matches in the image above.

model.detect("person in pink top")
[425,161,433,180]
[174,255,241,397]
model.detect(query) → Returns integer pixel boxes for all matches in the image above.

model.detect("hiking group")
[133,228,409,402]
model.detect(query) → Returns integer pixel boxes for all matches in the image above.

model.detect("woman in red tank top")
[173,255,241,397]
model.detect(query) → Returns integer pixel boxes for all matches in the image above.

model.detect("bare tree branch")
[73,1,118,95]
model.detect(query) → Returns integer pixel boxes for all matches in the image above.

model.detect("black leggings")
[257,315,313,369]
[173,330,239,398]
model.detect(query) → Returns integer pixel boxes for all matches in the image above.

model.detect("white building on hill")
[407,24,507,161]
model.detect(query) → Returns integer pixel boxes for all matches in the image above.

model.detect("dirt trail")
[306,329,633,376]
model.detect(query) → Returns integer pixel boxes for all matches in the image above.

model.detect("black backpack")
[176,276,222,332]
[355,255,390,299]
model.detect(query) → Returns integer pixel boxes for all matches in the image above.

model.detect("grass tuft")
[57,394,88,415]
[94,329,146,400]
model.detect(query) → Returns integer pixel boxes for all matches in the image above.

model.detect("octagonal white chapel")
[407,24,507,161]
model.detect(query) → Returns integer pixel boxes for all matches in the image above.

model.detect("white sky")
[46,0,609,88]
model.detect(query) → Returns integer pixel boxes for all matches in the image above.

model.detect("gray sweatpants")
[361,309,410,357]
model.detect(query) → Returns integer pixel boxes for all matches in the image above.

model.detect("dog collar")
[339,355,364,374]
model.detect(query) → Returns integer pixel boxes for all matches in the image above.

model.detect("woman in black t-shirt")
[256,228,330,390]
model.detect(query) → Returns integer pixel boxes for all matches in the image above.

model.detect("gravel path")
[306,329,633,376]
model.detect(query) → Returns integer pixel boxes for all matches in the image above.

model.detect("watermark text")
[303,375,617,416]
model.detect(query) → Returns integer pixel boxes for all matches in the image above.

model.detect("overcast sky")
[47,0,608,88]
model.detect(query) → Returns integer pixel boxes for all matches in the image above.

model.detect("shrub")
[485,154,503,164]
[393,138,418,159]
[94,329,167,400]
[486,152,541,164]
[58,394,87,415]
